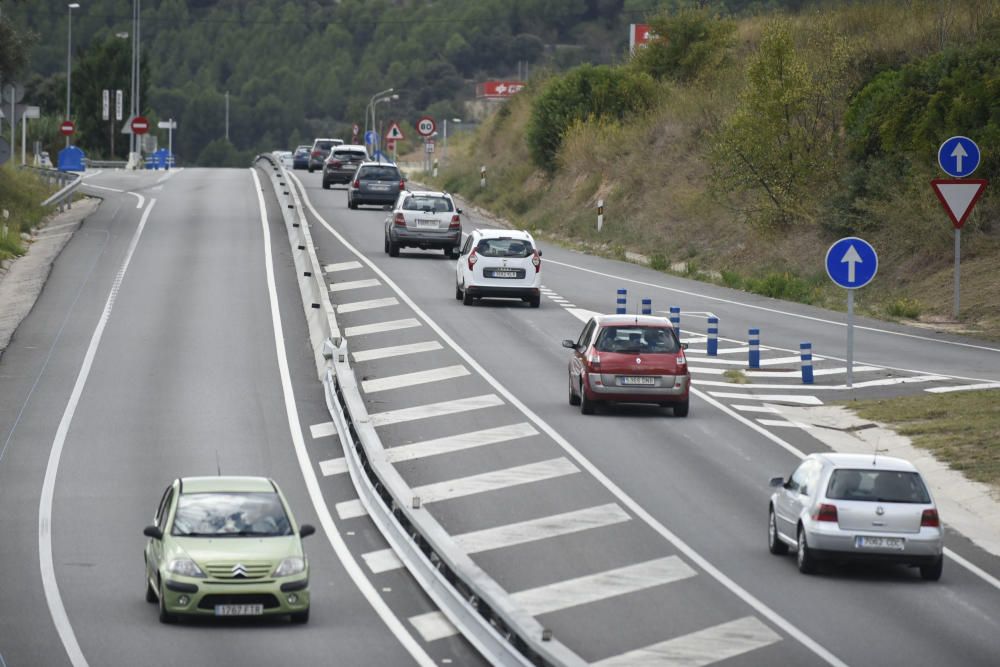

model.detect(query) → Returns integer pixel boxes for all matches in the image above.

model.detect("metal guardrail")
[253,152,584,667]
[84,159,128,169]
[20,165,82,212]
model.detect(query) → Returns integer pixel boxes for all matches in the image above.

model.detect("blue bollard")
[641,298,652,315]
[616,289,627,314]
[800,342,814,384]
[670,306,681,338]
[749,328,760,369]
[707,316,719,356]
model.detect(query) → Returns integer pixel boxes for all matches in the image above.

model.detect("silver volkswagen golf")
[768,452,944,580]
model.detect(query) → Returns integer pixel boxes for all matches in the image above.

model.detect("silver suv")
[383,191,462,258]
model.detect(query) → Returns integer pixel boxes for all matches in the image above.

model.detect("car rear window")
[171,492,292,537]
[333,149,367,161]
[359,166,401,180]
[474,237,533,258]
[403,195,453,212]
[826,469,931,503]
[314,140,336,151]
[594,326,680,353]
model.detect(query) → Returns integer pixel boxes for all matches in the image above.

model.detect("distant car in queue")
[323,144,368,188]
[347,161,405,209]
[292,145,311,170]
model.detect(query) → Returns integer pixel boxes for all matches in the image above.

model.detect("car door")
[774,460,814,538]
[569,319,597,386]
[146,483,174,581]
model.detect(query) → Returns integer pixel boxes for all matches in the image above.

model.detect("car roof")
[472,228,533,241]
[332,144,368,152]
[405,190,451,198]
[592,314,674,328]
[813,452,918,472]
[358,160,399,168]
[179,476,277,494]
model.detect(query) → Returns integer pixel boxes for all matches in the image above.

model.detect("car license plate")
[370,184,389,191]
[855,536,905,550]
[215,604,264,616]
[416,219,438,228]
[489,270,519,278]
[619,376,656,386]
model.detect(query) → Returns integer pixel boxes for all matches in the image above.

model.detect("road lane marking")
[361,364,470,394]
[731,405,781,414]
[593,616,781,667]
[38,198,159,667]
[325,260,363,272]
[353,341,443,362]
[745,366,880,378]
[329,278,382,292]
[688,367,726,375]
[756,419,815,430]
[706,392,823,405]
[696,375,948,390]
[384,423,539,463]
[412,458,579,504]
[80,183,123,193]
[453,503,631,554]
[369,394,504,427]
[336,499,367,519]
[319,458,348,476]
[253,169,434,665]
[310,422,336,439]
[925,382,1000,393]
[410,556,697,641]
[363,549,404,574]
[344,318,421,337]
[337,296,399,313]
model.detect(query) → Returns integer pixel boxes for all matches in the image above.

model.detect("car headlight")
[167,559,206,578]
[273,557,306,577]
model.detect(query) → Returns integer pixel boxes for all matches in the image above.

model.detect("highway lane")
[0,168,483,667]
[292,169,1000,666]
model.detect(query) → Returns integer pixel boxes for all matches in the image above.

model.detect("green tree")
[629,8,736,83]
[0,13,36,82]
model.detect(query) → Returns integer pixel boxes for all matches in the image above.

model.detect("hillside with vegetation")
[428,0,1000,337]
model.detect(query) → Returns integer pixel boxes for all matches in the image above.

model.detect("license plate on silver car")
[855,536,905,550]
[416,219,438,228]
[619,376,655,385]
[215,604,264,616]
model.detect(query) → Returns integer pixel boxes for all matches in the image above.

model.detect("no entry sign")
[60,120,75,136]
[131,116,149,134]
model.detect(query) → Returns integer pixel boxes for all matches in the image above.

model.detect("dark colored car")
[308,138,343,172]
[292,145,311,170]
[347,162,405,209]
[323,145,368,189]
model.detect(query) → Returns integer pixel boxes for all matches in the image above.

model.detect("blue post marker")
[616,289,627,314]
[707,317,719,356]
[800,342,814,384]
[749,328,760,369]
[669,306,681,338]
[641,298,652,315]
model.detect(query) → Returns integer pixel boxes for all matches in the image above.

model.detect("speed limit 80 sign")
[416,116,436,137]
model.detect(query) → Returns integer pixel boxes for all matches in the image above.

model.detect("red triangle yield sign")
[931,179,988,229]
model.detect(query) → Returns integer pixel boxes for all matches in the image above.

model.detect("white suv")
[455,229,541,307]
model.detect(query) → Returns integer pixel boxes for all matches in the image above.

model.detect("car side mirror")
[299,524,316,538]
[456,208,463,214]
[537,250,543,257]
[561,339,577,349]
[768,477,785,488]
[681,342,688,350]
[143,525,163,540]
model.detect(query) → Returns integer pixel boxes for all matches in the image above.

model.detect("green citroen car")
[143,476,315,624]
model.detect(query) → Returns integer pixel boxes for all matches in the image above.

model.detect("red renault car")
[562,315,690,416]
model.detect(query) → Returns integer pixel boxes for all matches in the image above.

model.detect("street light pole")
[365,87,393,155]
[372,93,398,158]
[66,2,80,147]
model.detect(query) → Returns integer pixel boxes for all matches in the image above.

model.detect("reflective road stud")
[800,342,814,384]
[749,328,760,369]
[616,289,627,314]
[707,317,719,356]
[669,306,680,338]
[641,298,652,315]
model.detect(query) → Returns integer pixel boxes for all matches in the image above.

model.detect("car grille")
[205,561,272,580]
[198,594,281,610]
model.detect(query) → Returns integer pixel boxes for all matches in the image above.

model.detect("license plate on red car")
[215,604,264,616]
[619,376,655,385]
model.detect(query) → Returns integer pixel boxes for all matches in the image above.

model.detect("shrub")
[744,271,818,303]
[886,297,922,319]
[649,253,669,271]
[629,8,736,83]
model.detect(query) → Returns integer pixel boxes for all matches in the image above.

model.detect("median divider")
[253,153,584,667]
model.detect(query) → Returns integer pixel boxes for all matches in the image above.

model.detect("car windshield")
[171,492,293,537]
[403,195,452,213]
[359,167,400,180]
[826,469,931,503]
[475,238,532,258]
[594,326,679,354]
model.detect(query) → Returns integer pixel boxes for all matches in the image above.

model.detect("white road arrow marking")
[840,244,863,283]
[951,142,968,173]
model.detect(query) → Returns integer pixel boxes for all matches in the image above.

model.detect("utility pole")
[225,91,229,141]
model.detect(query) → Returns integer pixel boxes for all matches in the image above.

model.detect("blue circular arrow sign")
[938,136,980,178]
[825,237,878,289]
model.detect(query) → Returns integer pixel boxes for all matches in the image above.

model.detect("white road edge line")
[289,172,849,667]
[251,169,435,666]
[40,198,158,667]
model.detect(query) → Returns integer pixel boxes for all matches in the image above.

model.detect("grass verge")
[846,390,1000,490]
[0,165,57,261]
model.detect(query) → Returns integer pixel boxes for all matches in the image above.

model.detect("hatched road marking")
[384,423,539,463]
[310,422,336,439]
[411,458,579,504]
[361,364,470,394]
[352,341,442,362]
[344,318,421,337]
[707,392,823,405]
[337,296,399,313]
[319,458,348,476]
[369,394,504,427]
[325,260,363,272]
[329,278,382,292]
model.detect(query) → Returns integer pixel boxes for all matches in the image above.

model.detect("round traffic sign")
[938,136,980,178]
[416,116,436,137]
[825,237,878,289]
[60,120,75,136]
[131,116,149,135]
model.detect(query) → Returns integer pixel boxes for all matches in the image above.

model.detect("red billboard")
[476,81,526,99]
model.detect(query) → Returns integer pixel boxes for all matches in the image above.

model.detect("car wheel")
[768,507,788,555]
[529,295,541,308]
[145,575,157,603]
[455,283,463,300]
[797,526,817,574]
[308,166,314,173]
[384,234,390,254]
[290,608,310,624]
[158,582,178,624]
[920,556,943,581]
[322,180,330,189]
[568,374,580,406]
[388,240,400,257]
[462,289,474,306]
[673,398,689,418]
[348,197,357,210]
[449,246,460,259]
[580,380,595,415]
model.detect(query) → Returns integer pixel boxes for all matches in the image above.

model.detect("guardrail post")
[616,288,627,314]
[641,298,651,315]
[707,316,718,356]
[749,328,760,369]
[800,342,814,384]
[669,306,680,337]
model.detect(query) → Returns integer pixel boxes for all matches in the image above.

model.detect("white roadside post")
[21,106,40,164]
[480,165,486,188]
[597,199,604,232]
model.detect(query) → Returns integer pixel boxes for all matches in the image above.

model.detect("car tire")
[388,240,400,257]
[384,234,390,254]
[158,582,178,624]
[673,398,689,418]
[462,290,474,306]
[322,180,330,189]
[768,507,789,555]
[455,283,463,300]
[920,556,943,581]
[290,608,310,624]
[580,380,595,415]
[797,526,817,574]
[449,246,460,259]
[568,375,580,405]
[529,295,541,308]
[308,166,314,173]
[145,576,157,603]
[348,197,357,210]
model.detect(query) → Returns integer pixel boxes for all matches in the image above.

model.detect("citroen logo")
[231,563,249,578]
[875,506,885,516]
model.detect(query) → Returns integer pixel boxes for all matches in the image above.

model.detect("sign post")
[20,106,39,164]
[157,119,177,166]
[825,237,878,388]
